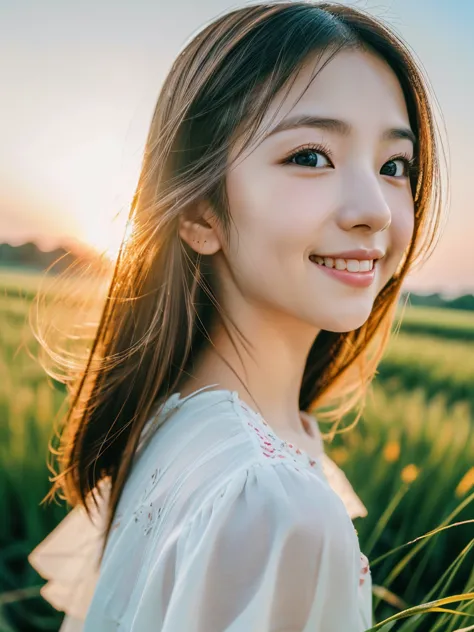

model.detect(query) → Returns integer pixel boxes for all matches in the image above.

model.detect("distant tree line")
[400,290,474,312]
[0,241,108,275]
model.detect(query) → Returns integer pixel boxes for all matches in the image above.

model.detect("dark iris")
[292,151,319,167]
[381,161,399,177]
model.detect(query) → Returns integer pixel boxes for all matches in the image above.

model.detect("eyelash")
[282,142,418,178]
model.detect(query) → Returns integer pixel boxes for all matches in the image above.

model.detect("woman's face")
[207,49,415,333]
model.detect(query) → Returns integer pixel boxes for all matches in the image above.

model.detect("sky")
[1,0,473,296]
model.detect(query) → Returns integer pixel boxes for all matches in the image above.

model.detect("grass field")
[1,267,473,631]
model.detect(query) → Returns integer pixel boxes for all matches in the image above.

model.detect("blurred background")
[1,0,473,630]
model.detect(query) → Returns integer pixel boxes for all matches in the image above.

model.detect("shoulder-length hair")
[33,1,448,561]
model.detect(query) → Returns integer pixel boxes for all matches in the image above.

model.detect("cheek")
[271,172,335,232]
[226,163,325,256]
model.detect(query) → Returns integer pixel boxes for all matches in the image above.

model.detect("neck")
[177,324,318,438]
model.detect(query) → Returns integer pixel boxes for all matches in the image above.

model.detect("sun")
[80,210,133,262]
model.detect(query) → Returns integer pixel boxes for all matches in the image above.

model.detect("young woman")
[29,1,446,630]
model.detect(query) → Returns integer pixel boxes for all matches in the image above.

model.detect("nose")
[337,171,392,233]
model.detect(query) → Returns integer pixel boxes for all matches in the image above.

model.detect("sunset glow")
[2,0,474,295]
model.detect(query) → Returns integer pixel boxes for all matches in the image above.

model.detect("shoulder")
[123,389,355,541]
[175,456,362,594]
[204,455,356,536]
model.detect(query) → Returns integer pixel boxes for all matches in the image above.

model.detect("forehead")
[259,48,411,139]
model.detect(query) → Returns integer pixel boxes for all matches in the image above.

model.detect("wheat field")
[1,267,473,631]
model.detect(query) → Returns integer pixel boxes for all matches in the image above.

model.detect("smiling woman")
[28,2,447,631]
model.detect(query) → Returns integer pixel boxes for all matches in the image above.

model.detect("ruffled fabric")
[29,455,367,628]
[88,459,363,631]
[29,403,368,629]
[28,479,111,625]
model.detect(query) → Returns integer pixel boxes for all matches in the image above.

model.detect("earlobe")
[178,204,222,255]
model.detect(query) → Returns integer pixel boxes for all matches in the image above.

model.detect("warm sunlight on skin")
[187,48,416,331]
[177,48,416,436]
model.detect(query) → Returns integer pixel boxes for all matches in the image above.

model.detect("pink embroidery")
[359,552,370,587]
[245,415,321,472]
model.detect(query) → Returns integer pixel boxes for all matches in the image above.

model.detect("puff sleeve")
[110,461,365,632]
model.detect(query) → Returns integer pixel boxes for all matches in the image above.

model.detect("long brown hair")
[32,1,448,562]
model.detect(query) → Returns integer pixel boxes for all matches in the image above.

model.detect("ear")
[178,199,222,255]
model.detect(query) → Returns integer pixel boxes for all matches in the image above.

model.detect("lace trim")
[235,395,323,473]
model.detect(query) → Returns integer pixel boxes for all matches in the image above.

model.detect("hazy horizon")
[2,0,473,297]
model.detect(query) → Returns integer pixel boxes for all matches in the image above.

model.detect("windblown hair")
[32,1,448,562]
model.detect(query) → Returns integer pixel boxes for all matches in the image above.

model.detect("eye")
[381,153,417,178]
[282,145,418,179]
[282,142,334,169]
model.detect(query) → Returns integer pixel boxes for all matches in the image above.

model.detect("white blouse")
[29,384,373,631]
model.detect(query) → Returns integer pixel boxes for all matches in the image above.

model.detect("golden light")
[35,124,141,263]
[80,209,131,262]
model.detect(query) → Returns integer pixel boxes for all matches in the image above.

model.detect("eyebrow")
[263,115,417,147]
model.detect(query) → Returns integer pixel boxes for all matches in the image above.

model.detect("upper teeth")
[310,256,374,272]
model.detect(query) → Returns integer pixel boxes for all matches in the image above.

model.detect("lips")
[309,255,375,272]
[309,255,377,288]
[309,248,385,261]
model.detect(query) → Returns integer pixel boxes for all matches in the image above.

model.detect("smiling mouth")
[309,254,376,273]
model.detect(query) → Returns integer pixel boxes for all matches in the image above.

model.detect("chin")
[316,309,374,333]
